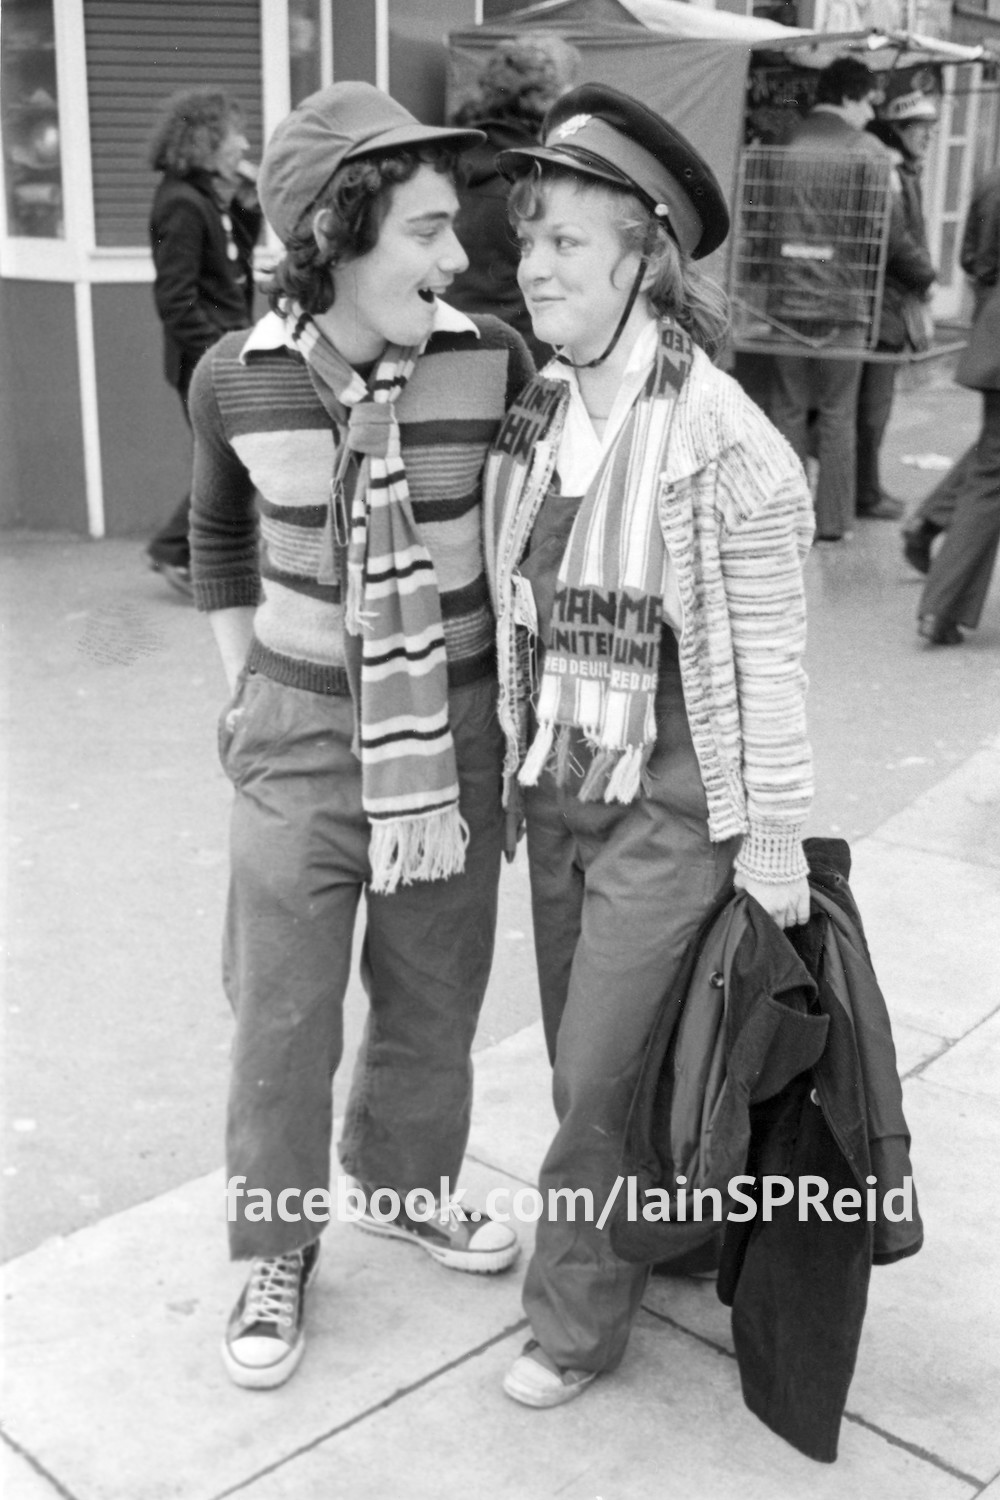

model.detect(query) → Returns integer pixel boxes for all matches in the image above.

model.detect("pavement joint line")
[901,1035,960,1080]
[208,1314,530,1500]
[640,1299,736,1362]
[0,1427,79,1500]
[866,827,1000,874]
[904,997,1000,1081]
[639,1307,988,1488]
[838,1410,985,1490]
[462,1151,537,1190]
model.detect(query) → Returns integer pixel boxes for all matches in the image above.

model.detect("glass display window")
[1,0,63,238]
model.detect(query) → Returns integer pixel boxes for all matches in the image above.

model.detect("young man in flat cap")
[189,82,533,1389]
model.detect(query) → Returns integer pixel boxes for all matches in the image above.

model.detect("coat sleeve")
[714,397,814,884]
[884,177,935,296]
[151,197,229,360]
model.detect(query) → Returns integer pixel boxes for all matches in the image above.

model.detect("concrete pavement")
[2,373,999,1498]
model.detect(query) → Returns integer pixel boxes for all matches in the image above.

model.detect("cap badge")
[554,114,592,140]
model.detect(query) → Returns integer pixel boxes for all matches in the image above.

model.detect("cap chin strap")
[554,252,649,370]
[551,222,659,375]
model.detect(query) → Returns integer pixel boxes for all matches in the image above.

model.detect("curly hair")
[508,164,730,360]
[148,88,242,175]
[451,33,580,129]
[267,144,458,317]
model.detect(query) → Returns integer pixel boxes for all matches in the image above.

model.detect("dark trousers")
[911,445,972,535]
[148,356,198,568]
[218,671,504,1259]
[521,658,740,1373]
[856,359,898,513]
[771,353,863,537]
[919,390,1000,630]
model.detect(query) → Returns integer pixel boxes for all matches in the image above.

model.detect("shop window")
[1,0,63,239]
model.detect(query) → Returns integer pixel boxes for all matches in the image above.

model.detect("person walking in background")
[446,33,579,365]
[769,57,888,541]
[916,205,1000,645]
[856,90,937,521]
[190,83,532,1391]
[146,88,261,597]
[903,163,1000,574]
[483,84,813,1408]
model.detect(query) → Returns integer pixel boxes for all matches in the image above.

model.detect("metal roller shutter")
[83,0,263,247]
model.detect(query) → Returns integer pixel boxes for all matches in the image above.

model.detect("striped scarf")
[285,307,466,893]
[487,318,693,805]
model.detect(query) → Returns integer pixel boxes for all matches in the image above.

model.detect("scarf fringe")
[604,744,647,804]
[518,719,554,787]
[553,724,574,786]
[578,746,616,802]
[368,808,469,895]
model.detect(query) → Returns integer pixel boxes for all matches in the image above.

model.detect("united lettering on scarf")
[486,319,694,807]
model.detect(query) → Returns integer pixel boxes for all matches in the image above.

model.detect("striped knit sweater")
[189,306,533,694]
[486,342,815,886]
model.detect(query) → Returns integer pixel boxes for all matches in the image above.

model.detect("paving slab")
[232,1318,979,1500]
[0,1159,534,1500]
[872,744,1000,870]
[893,1019,950,1078]
[846,1079,1000,1479]
[920,1008,1000,1097]
[641,1076,1000,1482]
[467,1022,554,1185]
[0,1442,68,1500]
[847,839,1000,1036]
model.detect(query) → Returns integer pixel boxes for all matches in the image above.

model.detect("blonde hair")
[508,164,730,360]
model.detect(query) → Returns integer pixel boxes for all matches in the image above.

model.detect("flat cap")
[497,82,729,260]
[259,82,484,245]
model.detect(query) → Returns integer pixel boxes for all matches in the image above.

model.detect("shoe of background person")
[222,1240,320,1389]
[502,1340,598,1408]
[902,525,934,576]
[148,555,194,599]
[857,493,905,521]
[918,615,964,646]
[355,1188,518,1273]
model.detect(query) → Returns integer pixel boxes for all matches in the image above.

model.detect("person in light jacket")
[481,83,815,1409]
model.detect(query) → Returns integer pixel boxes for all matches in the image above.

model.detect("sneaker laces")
[433,1201,483,1234]
[243,1251,302,1326]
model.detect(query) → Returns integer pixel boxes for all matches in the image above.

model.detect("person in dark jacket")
[855,90,937,521]
[146,88,262,596]
[903,164,1000,572]
[769,58,891,541]
[446,33,579,365]
[916,195,1000,644]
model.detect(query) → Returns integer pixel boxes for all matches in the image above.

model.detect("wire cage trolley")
[728,146,894,359]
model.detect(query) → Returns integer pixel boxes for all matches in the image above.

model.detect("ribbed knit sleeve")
[715,388,814,884]
[189,334,262,614]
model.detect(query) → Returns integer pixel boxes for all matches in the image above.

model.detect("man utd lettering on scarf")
[486,318,694,807]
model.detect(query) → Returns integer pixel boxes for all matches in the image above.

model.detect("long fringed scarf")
[485,318,694,807]
[285,306,467,894]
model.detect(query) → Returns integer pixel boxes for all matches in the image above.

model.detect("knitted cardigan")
[189,306,534,694]
[486,344,815,885]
